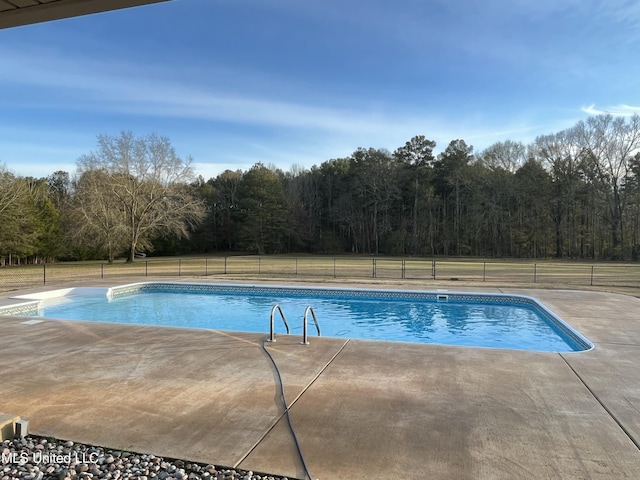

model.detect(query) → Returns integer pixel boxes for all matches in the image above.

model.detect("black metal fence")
[0,256,639,293]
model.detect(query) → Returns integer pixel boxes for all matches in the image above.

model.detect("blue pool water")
[12,283,591,352]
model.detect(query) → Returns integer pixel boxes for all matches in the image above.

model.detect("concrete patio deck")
[1,282,639,479]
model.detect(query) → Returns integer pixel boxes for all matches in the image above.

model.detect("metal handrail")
[268,304,290,342]
[301,306,321,345]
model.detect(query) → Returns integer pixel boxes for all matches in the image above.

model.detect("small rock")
[205,465,217,475]
[0,436,290,480]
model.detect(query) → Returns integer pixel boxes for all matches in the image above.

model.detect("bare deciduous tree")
[0,166,25,218]
[572,114,640,255]
[71,169,127,263]
[74,132,207,262]
[0,166,38,264]
[479,140,527,173]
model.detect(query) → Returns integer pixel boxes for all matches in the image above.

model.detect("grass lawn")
[1,254,638,296]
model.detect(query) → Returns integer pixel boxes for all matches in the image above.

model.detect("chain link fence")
[1,256,639,293]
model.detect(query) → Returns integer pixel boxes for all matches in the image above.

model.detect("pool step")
[0,413,21,441]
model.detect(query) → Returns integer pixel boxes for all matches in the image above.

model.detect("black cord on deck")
[262,338,314,480]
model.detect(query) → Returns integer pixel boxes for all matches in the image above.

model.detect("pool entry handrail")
[301,306,321,345]
[268,304,290,342]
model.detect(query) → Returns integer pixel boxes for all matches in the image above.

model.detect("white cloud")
[2,46,482,153]
[0,47,418,137]
[582,104,640,116]
[602,0,640,32]
[0,43,597,179]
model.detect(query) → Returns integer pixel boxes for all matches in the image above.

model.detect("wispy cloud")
[4,45,521,154]
[599,0,640,35]
[1,47,415,137]
[0,19,612,182]
[1,44,581,177]
[582,104,640,116]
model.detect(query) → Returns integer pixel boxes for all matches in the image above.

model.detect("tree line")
[1,114,640,265]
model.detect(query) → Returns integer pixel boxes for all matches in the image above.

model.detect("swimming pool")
[3,282,592,352]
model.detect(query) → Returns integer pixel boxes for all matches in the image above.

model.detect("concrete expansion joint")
[234,339,351,478]
[289,339,351,406]
[559,353,640,452]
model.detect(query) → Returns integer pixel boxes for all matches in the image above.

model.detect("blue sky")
[1,0,640,180]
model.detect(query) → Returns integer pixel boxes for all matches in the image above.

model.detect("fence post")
[590,265,594,286]
[372,258,376,278]
[483,262,486,282]
[43,263,46,285]
[205,258,208,276]
[534,263,537,283]
[178,259,181,277]
[432,259,436,279]
[224,257,227,274]
[258,256,261,274]
[145,261,148,277]
[295,258,298,276]
[101,263,104,280]
[402,259,405,279]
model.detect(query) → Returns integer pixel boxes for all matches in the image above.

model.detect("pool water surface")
[7,283,592,352]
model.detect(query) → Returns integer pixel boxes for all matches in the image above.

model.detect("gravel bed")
[1,436,295,480]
